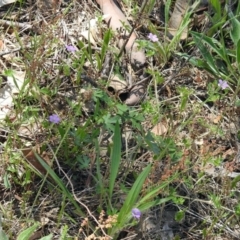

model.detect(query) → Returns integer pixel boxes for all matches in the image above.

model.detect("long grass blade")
[34,152,84,216]
[109,122,121,199]
[117,164,151,226]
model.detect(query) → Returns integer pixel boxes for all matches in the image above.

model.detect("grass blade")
[117,164,151,226]
[109,122,121,199]
[101,29,112,66]
[34,152,84,216]
[228,8,240,45]
[17,223,39,240]
[191,31,225,60]
[191,33,219,75]
[39,234,53,240]
[237,39,240,71]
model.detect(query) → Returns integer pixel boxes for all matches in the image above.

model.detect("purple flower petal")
[132,208,141,220]
[218,79,229,90]
[66,45,77,53]
[49,114,61,124]
[147,33,158,42]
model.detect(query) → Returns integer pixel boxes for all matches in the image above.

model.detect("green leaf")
[178,87,192,111]
[231,174,240,188]
[117,165,151,226]
[145,132,160,155]
[164,0,172,31]
[17,223,39,240]
[34,152,84,216]
[138,197,173,211]
[206,18,225,37]
[191,31,226,61]
[3,173,11,189]
[177,53,217,76]
[175,210,185,222]
[39,234,53,240]
[191,33,219,75]
[237,39,240,71]
[237,1,240,15]
[101,29,112,64]
[0,229,9,240]
[228,9,240,45]
[234,203,240,216]
[138,173,177,205]
[209,0,221,20]
[109,122,121,199]
[116,103,128,114]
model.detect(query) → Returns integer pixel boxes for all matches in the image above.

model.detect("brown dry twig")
[0,19,32,30]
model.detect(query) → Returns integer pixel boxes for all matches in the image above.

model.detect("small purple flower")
[132,208,141,220]
[65,45,77,53]
[147,33,158,42]
[49,114,61,124]
[218,79,229,90]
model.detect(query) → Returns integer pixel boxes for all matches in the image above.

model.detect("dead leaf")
[166,85,172,97]
[168,0,190,39]
[0,0,16,8]
[36,0,60,12]
[0,83,12,120]
[151,120,168,136]
[107,75,128,94]
[202,163,216,176]
[211,146,225,156]
[81,15,109,46]
[194,70,202,83]
[17,122,40,137]
[81,18,100,46]
[29,230,43,240]
[222,148,235,159]
[194,138,204,145]
[22,147,51,175]
[0,71,25,120]
[7,70,25,94]
[0,39,4,51]
[208,113,222,123]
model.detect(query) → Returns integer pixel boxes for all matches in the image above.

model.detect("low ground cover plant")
[0,0,240,239]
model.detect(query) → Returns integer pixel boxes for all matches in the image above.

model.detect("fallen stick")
[0,19,32,30]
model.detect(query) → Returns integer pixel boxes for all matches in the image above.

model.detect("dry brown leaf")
[211,146,226,156]
[107,75,127,93]
[208,113,222,123]
[202,163,216,176]
[36,0,60,12]
[151,120,168,136]
[199,140,210,155]
[168,0,189,40]
[17,119,43,142]
[81,18,98,46]
[194,138,204,145]
[80,16,110,46]
[22,147,51,175]
[194,70,203,83]
[0,0,16,8]
[166,85,172,97]
[29,230,43,240]
[0,71,25,120]
[0,39,4,51]
[222,148,235,159]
